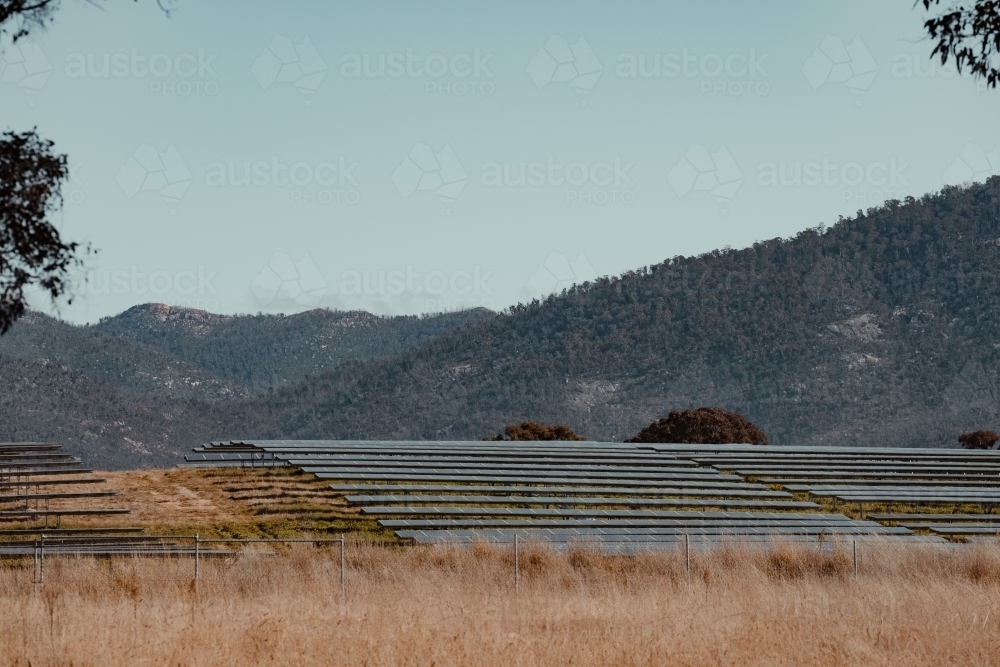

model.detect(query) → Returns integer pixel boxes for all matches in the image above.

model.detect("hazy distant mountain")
[93,304,491,390]
[5,182,1000,469]
[0,355,218,468]
[0,311,249,402]
[0,306,489,466]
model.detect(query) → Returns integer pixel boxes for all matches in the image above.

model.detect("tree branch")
[921,0,1000,87]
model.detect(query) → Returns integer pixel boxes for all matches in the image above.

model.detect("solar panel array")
[644,443,1000,538]
[0,442,130,528]
[189,440,966,547]
[0,442,239,557]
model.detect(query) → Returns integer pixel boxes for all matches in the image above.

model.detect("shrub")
[485,421,587,441]
[625,406,768,445]
[958,430,1000,450]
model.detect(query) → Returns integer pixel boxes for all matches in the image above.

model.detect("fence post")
[514,534,520,592]
[39,533,44,584]
[853,540,858,578]
[194,533,200,588]
[684,534,690,574]
[340,534,345,600]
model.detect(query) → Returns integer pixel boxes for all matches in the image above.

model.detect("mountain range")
[3,181,999,468]
[0,306,487,466]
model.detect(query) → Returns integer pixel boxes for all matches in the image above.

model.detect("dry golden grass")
[8,468,382,538]
[2,540,999,666]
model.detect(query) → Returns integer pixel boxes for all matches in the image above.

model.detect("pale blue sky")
[2,0,996,322]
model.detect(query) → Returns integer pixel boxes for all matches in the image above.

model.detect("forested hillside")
[3,182,999,468]
[240,182,1000,449]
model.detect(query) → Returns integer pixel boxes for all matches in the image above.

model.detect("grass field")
[2,539,999,666]
[3,468,1000,665]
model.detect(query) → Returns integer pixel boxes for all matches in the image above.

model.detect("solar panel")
[901,522,1000,531]
[928,525,1000,535]
[867,514,1000,522]
[834,494,1000,504]
[805,485,1000,495]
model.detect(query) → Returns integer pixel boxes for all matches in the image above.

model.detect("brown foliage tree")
[958,430,1000,449]
[625,406,769,445]
[485,421,586,441]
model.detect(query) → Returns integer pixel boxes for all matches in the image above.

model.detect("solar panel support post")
[514,534,519,593]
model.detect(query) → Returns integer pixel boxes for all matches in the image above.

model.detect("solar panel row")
[360,505,828,517]
[868,514,1000,522]
[778,479,1000,487]
[326,482,774,493]
[312,472,741,484]
[292,461,702,474]
[194,440,1000,546]
[381,519,913,534]
[396,529,945,545]
[347,487,796,500]
[644,443,1000,457]
[0,539,231,557]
